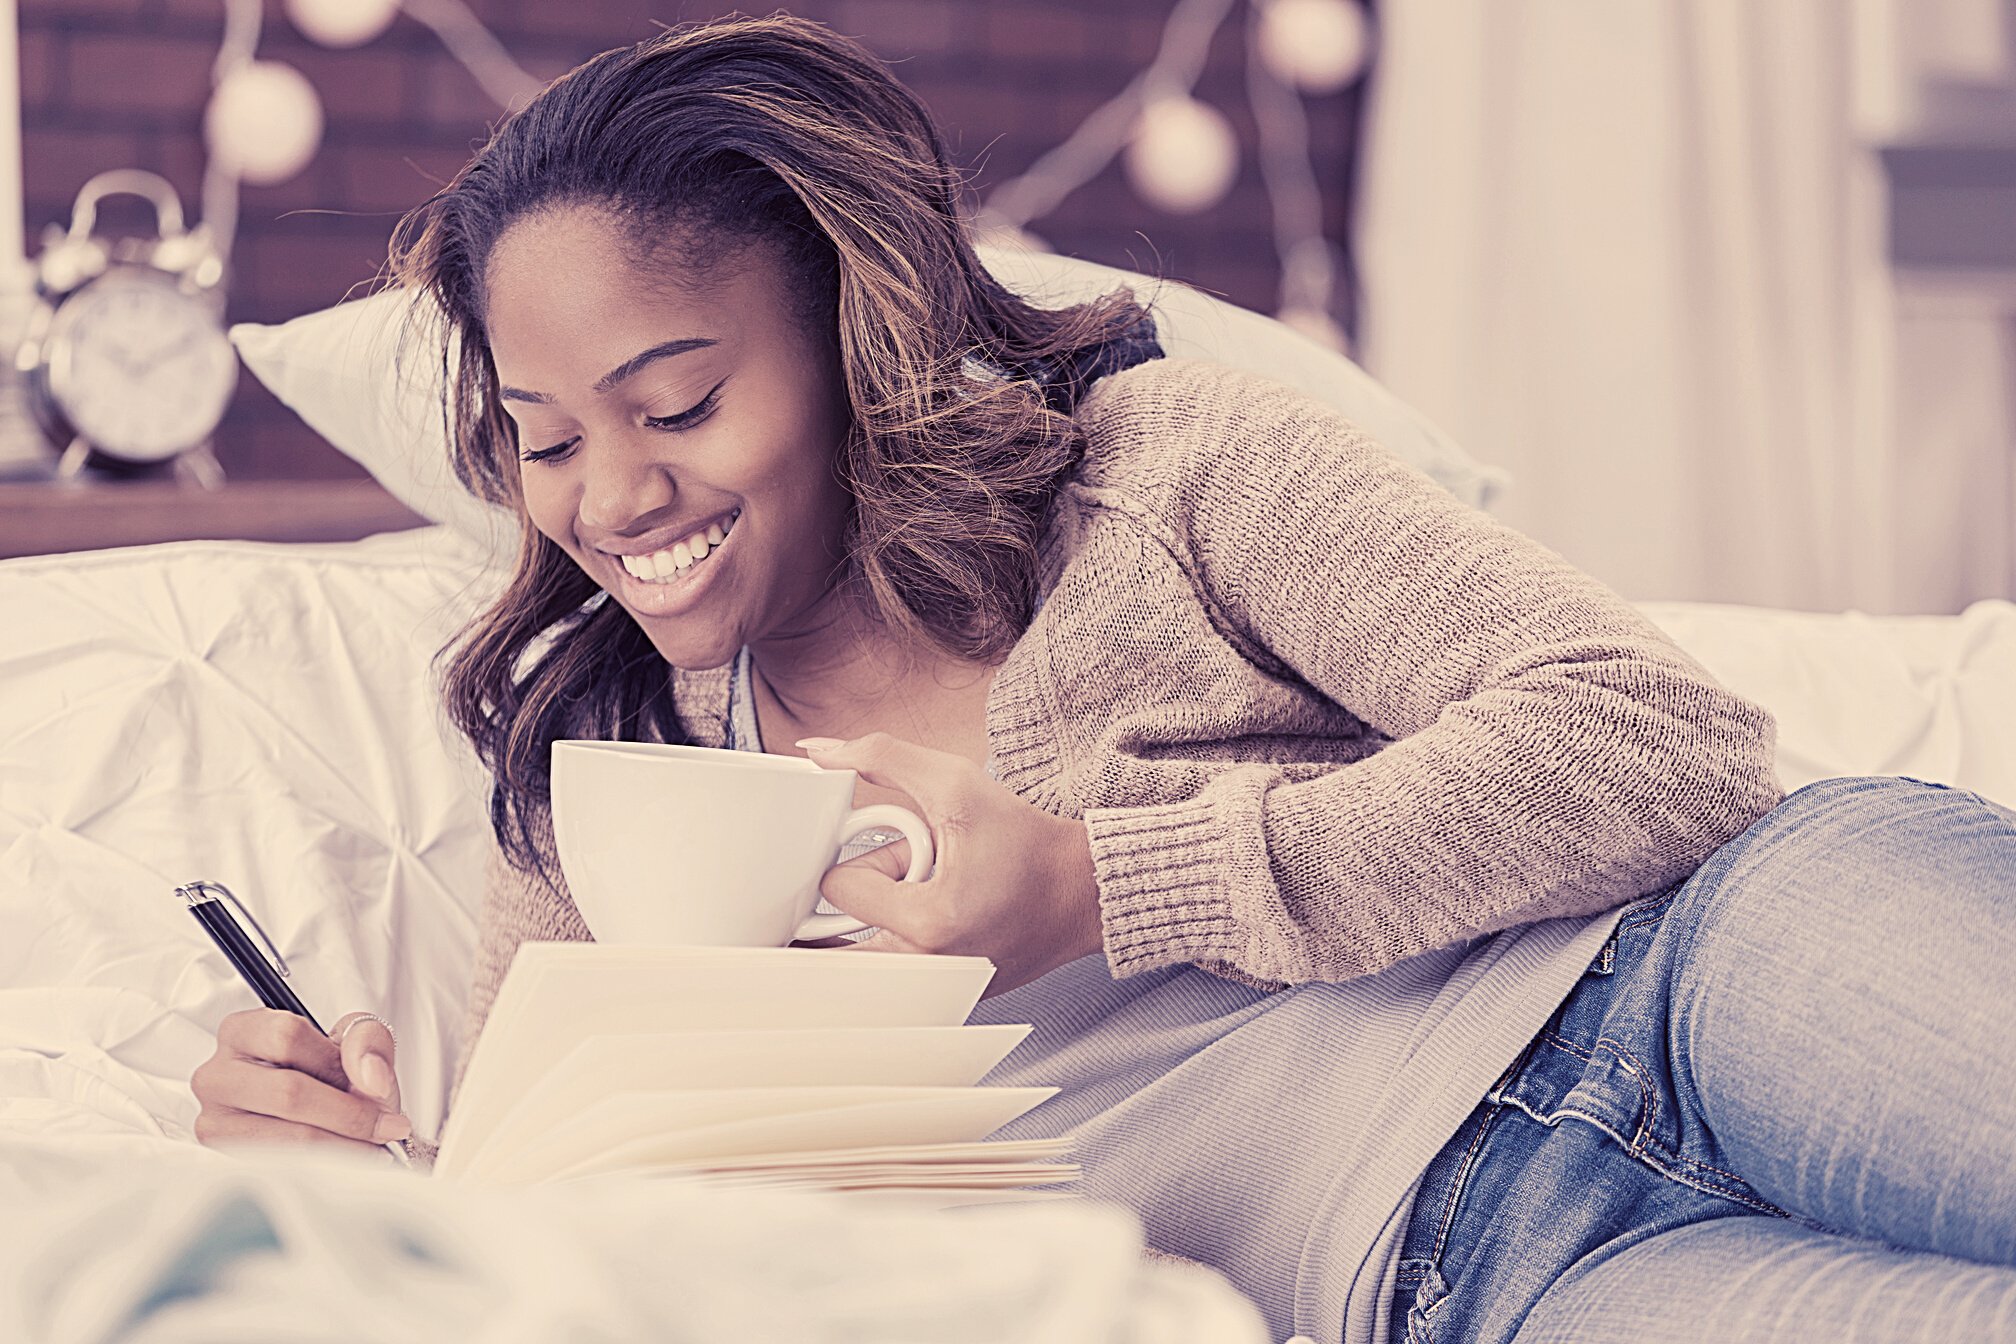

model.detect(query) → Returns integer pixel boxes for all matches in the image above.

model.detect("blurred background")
[0,0,2011,618]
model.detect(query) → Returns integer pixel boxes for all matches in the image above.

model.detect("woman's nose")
[575,438,676,535]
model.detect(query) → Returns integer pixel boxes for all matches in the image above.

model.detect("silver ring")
[334,1012,397,1049]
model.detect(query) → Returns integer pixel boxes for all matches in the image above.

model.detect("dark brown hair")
[386,14,1155,878]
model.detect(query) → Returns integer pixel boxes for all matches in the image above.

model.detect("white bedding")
[2,524,2011,1337]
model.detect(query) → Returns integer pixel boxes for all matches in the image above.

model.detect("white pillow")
[231,293,519,561]
[229,245,1505,552]
[974,247,1506,508]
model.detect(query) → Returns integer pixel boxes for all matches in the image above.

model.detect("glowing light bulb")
[286,0,400,48]
[1125,95,1239,216]
[206,61,325,186]
[1257,0,1373,95]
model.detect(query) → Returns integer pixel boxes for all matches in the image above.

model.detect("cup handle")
[793,803,935,941]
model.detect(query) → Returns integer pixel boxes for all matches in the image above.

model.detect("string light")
[983,0,1373,350]
[205,60,323,187]
[1254,0,1372,95]
[1126,95,1240,214]
[974,0,1241,244]
[283,0,399,49]
[1245,2,1341,346]
[397,0,545,110]
[196,0,1373,350]
[195,0,545,266]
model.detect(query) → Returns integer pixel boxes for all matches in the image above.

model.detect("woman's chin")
[640,622,743,673]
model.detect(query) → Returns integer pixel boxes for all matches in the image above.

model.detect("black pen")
[176,879,411,1165]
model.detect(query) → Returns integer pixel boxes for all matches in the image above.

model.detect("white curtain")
[1355,0,2012,613]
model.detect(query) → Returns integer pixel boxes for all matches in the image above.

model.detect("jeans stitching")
[1499,1094,1791,1218]
[1419,1281,1454,1335]
[1655,1145,1765,1190]
[1535,1029,1660,1155]
[1430,1110,1500,1266]
[1525,1034,1790,1215]
[1615,887,1684,933]
[1597,1036,1661,1154]
[1538,1028,1593,1061]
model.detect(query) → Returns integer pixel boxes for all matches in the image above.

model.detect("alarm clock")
[15,169,237,485]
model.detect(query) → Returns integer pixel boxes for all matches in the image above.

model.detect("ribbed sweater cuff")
[1084,797,1243,976]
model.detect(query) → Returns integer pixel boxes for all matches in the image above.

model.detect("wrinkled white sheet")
[1638,598,2016,805]
[2,524,2011,1341]
[0,527,501,1148]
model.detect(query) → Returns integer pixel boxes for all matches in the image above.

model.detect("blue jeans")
[1388,776,2016,1344]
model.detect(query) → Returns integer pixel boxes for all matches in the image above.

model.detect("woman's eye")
[516,380,724,464]
[519,435,579,465]
[644,381,725,431]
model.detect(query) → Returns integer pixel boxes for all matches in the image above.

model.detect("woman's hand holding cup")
[546,735,1104,992]
[798,733,1106,995]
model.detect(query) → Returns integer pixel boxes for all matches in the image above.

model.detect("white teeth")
[613,510,739,584]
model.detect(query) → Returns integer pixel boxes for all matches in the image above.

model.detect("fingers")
[193,1106,388,1159]
[837,839,912,883]
[331,1013,401,1112]
[799,733,982,818]
[202,1008,411,1156]
[820,863,946,951]
[217,1008,346,1090]
[195,1055,410,1145]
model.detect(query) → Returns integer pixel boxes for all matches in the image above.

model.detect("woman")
[189,17,2016,1343]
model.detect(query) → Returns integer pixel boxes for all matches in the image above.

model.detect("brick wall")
[21,0,1367,479]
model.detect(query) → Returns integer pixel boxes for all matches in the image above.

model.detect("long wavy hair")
[386,14,1156,880]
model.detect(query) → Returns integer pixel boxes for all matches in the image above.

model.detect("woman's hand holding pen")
[192,1009,411,1155]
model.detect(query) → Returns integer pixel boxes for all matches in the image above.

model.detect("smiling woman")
[385,17,1154,883]
[482,209,852,659]
[180,14,2016,1344]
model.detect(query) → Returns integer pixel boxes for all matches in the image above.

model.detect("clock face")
[46,270,239,463]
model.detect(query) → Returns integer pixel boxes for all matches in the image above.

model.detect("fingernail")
[374,1112,412,1143]
[795,737,845,753]
[358,1054,393,1099]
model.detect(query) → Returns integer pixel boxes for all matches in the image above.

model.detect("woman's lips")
[603,512,737,618]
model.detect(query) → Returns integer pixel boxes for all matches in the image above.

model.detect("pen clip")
[174,879,294,978]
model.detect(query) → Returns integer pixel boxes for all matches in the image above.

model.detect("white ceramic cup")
[549,740,934,947]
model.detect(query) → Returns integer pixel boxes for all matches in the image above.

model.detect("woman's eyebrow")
[498,337,720,404]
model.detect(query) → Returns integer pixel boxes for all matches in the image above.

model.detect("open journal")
[432,943,1074,1204]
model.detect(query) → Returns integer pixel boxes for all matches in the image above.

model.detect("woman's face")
[485,205,855,670]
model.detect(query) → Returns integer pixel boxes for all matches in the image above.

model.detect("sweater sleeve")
[1077,363,1784,984]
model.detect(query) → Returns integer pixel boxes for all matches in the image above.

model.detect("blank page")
[438,943,995,1173]
[458,1024,1032,1169]
[479,1085,1058,1186]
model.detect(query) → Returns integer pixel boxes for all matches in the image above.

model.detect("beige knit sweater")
[427,356,1782,1154]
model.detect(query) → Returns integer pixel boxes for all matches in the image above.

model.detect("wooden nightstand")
[0,478,430,560]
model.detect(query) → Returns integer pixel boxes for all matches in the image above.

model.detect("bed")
[5,255,2012,1338]
[4,520,2010,1339]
